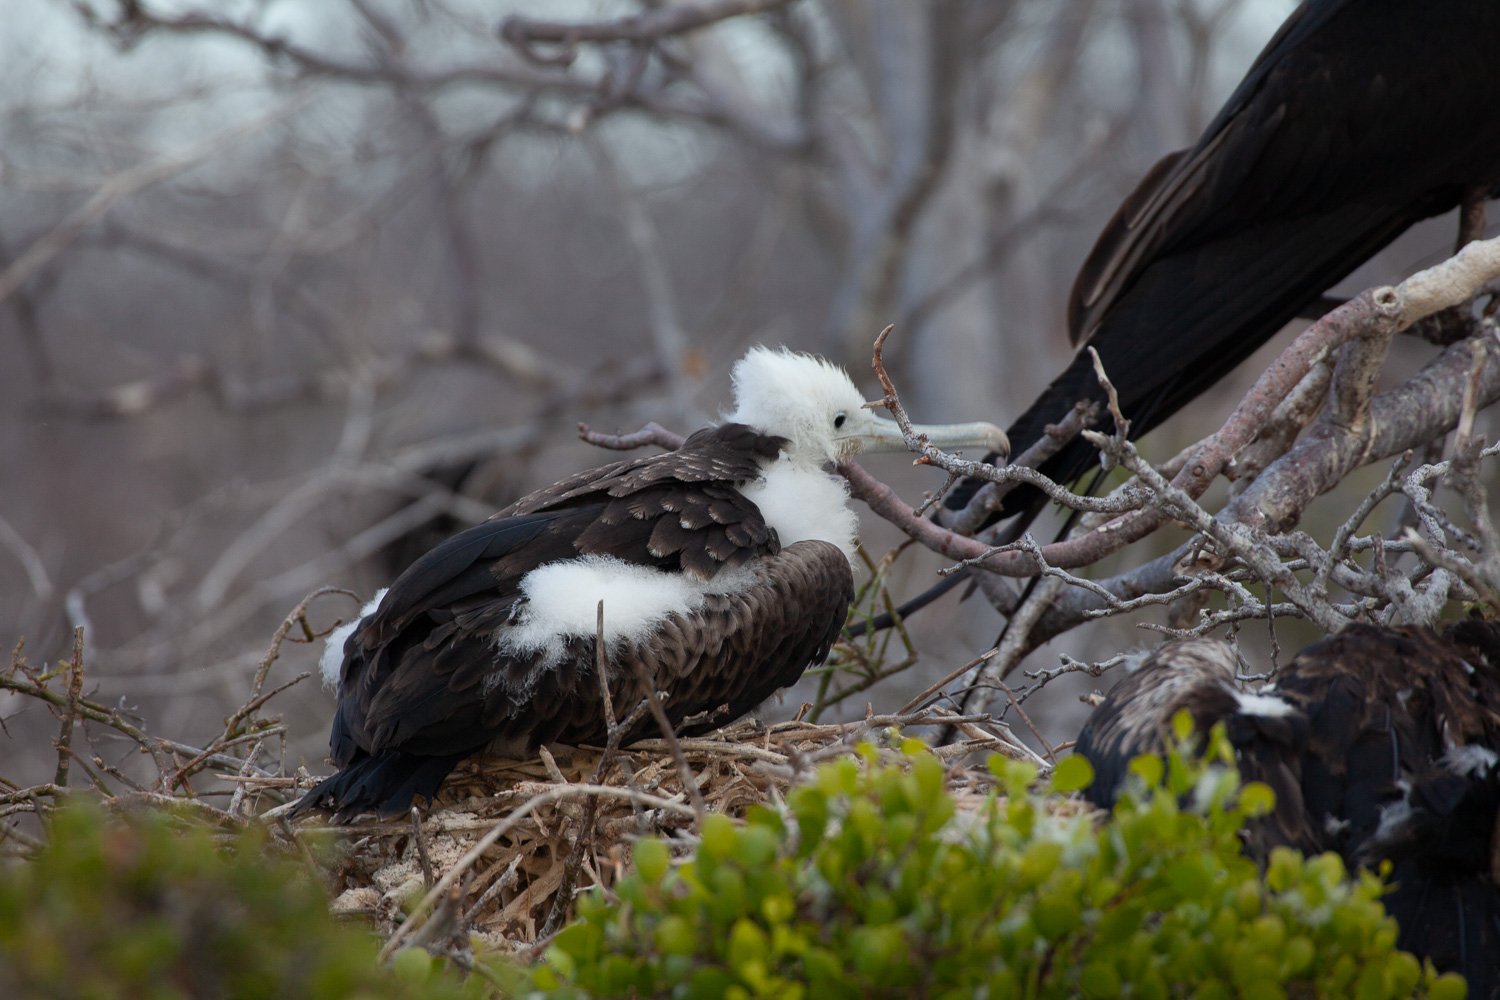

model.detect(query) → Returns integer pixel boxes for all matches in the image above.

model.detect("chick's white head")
[725,346,1009,468]
[727,347,876,467]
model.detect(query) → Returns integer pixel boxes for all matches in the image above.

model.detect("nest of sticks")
[272,709,1045,956]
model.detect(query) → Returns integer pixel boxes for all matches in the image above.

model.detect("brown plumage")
[1075,622,1500,996]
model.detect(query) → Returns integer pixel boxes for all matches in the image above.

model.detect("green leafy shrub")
[537,733,1466,1000]
[0,801,518,1000]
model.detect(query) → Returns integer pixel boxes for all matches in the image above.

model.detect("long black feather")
[947,0,1500,522]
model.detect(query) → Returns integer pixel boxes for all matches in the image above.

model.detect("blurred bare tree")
[15,0,1497,786]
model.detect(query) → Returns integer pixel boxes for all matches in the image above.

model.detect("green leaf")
[745,803,786,837]
[1170,708,1195,742]
[911,751,946,807]
[655,916,697,957]
[1128,753,1164,790]
[1429,972,1471,1000]
[700,812,739,861]
[1033,894,1082,939]
[987,756,1038,797]
[1280,936,1314,977]
[1050,754,1095,794]
[727,918,768,972]
[389,948,434,985]
[1079,960,1121,998]
[635,837,671,884]
[789,787,829,857]
[737,824,779,868]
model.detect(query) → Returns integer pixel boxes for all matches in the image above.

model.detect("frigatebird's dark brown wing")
[497,538,851,751]
[1072,638,1309,850]
[948,0,1500,520]
[297,422,854,820]
[1075,621,1500,994]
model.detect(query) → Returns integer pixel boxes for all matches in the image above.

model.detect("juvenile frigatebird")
[1075,623,1500,996]
[294,347,1007,820]
[949,0,1500,521]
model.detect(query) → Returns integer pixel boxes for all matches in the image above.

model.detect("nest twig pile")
[272,709,1043,955]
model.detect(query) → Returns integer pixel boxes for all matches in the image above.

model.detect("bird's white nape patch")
[1443,744,1499,777]
[321,588,387,690]
[739,459,857,560]
[1233,690,1296,719]
[497,555,747,667]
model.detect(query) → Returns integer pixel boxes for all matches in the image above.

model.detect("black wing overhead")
[950,0,1500,519]
[1068,0,1357,337]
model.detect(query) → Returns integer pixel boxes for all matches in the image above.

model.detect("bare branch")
[500,0,799,67]
[578,422,684,452]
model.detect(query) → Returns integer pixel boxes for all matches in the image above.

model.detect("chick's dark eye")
[834,413,847,429]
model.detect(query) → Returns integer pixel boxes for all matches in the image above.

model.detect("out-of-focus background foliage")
[3,0,1471,783]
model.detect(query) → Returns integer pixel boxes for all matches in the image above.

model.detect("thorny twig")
[810,547,922,719]
[627,660,708,823]
[51,629,86,790]
[1014,653,1129,706]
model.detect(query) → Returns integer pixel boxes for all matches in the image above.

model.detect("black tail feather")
[290,751,466,823]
